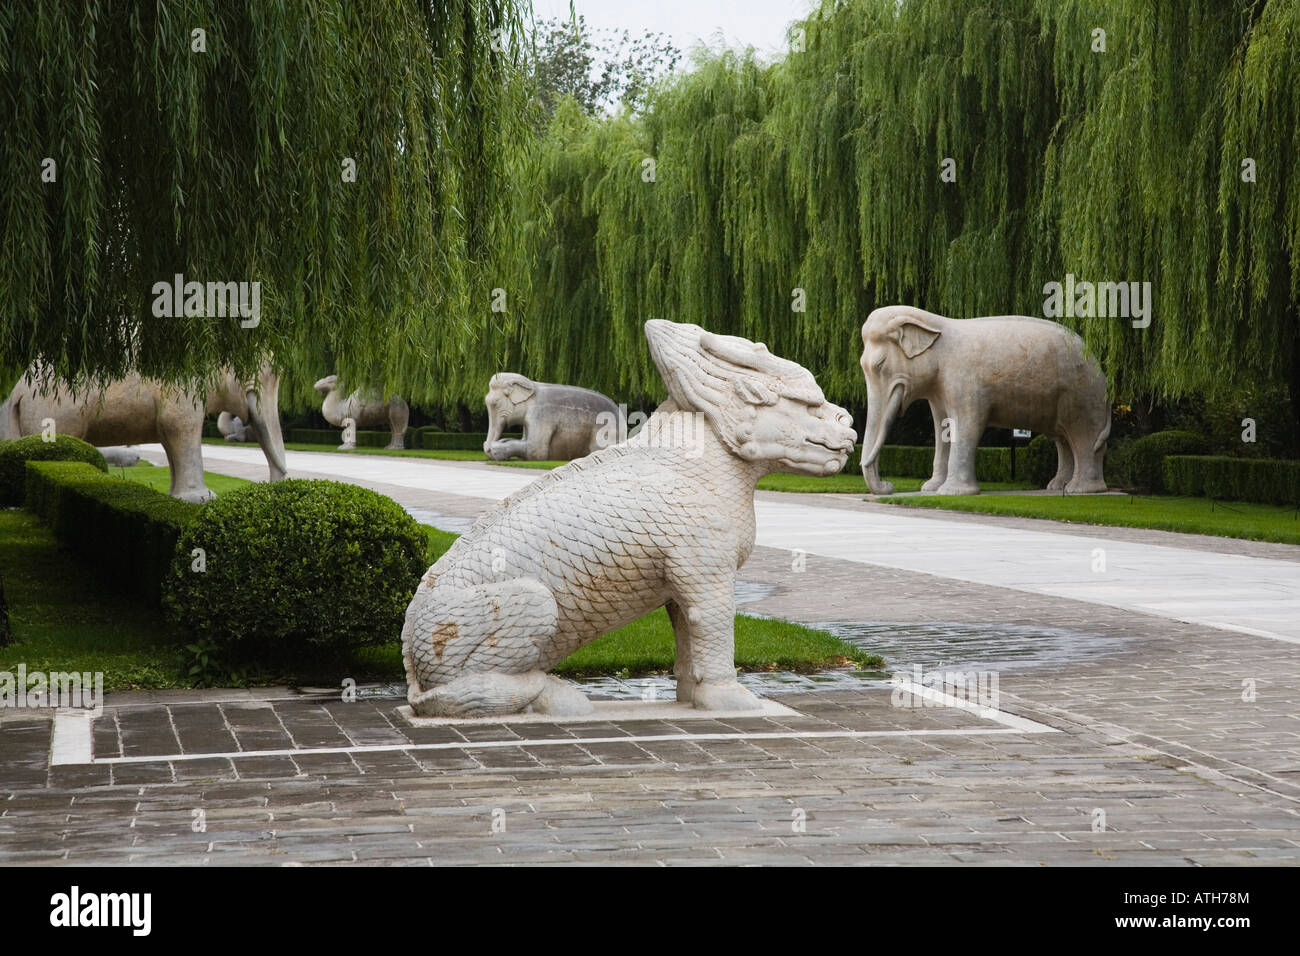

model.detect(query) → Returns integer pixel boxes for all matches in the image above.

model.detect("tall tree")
[1,0,534,405]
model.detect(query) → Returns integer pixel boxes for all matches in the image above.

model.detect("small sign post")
[1010,429,1031,480]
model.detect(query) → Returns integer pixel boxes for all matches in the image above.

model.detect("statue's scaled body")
[402,319,856,717]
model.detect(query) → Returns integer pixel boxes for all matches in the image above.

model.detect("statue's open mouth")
[806,437,853,454]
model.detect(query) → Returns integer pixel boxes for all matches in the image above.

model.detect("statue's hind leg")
[401,578,592,717]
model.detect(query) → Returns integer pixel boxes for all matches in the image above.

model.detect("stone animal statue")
[217,412,254,442]
[3,363,287,502]
[858,305,1110,495]
[100,446,141,467]
[313,375,408,450]
[402,319,856,717]
[482,373,619,461]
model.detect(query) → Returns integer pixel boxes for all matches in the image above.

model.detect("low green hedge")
[24,461,201,604]
[845,444,1015,482]
[1164,455,1300,506]
[1127,430,1209,493]
[285,427,415,448]
[0,435,107,506]
[0,566,10,647]
[419,431,488,451]
[162,479,427,657]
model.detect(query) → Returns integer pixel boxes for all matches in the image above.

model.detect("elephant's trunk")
[860,382,904,494]
[247,376,287,481]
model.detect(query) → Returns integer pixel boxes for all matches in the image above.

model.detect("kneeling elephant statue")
[482,373,619,462]
[402,319,856,717]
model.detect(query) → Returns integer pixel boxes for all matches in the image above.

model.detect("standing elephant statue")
[858,305,1110,495]
[482,373,619,462]
[313,375,408,450]
[3,363,287,502]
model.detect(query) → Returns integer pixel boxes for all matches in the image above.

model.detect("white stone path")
[166,444,1300,646]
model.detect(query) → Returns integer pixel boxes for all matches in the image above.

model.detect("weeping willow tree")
[505,0,1300,448]
[0,0,534,407]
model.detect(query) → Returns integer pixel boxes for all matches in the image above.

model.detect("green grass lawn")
[880,492,1300,545]
[0,509,182,689]
[111,460,252,496]
[2,466,878,688]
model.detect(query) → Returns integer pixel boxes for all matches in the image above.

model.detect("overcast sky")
[529,0,818,60]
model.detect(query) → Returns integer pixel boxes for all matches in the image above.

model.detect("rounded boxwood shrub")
[0,435,107,506]
[1126,430,1209,493]
[162,479,427,659]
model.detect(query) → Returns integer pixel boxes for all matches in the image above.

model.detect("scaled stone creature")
[402,319,856,717]
[482,373,619,461]
[858,305,1110,495]
[313,375,409,450]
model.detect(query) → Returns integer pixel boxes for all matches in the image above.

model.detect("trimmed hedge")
[24,461,201,604]
[419,431,488,451]
[845,444,1014,482]
[1127,430,1209,492]
[162,479,427,656]
[0,566,10,647]
[285,427,415,448]
[1164,455,1300,506]
[0,435,107,506]
[1023,434,1058,486]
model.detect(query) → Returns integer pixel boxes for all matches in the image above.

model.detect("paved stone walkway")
[1,444,1294,865]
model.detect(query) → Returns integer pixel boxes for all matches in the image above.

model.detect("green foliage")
[163,480,427,659]
[1127,430,1210,493]
[529,15,681,118]
[477,0,1300,445]
[1164,455,1300,506]
[3,0,535,406]
[419,431,489,451]
[0,434,107,505]
[1024,435,1059,487]
[24,461,201,604]
[283,427,414,448]
[0,565,10,647]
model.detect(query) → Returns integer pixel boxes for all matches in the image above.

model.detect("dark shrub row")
[1124,430,1210,492]
[843,444,1017,483]
[284,427,416,448]
[418,431,488,451]
[1,435,107,505]
[1164,456,1300,506]
[24,461,200,605]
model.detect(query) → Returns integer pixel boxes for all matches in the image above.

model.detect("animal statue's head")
[644,319,856,476]
[485,373,535,410]
[313,374,339,395]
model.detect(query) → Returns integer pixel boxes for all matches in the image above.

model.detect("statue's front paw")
[692,680,762,712]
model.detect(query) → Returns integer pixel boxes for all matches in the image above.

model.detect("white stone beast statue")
[401,318,856,717]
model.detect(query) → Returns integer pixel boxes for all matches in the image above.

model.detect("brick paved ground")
[2,451,1296,865]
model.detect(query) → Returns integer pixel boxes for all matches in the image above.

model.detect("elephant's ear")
[890,316,942,358]
[506,380,534,404]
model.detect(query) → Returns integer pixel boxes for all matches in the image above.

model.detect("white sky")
[528,0,818,61]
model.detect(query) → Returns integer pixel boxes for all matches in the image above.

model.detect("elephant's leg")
[1046,438,1073,491]
[666,552,761,711]
[159,419,214,503]
[1065,432,1107,494]
[386,399,409,449]
[666,601,696,703]
[936,407,985,495]
[921,401,950,493]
